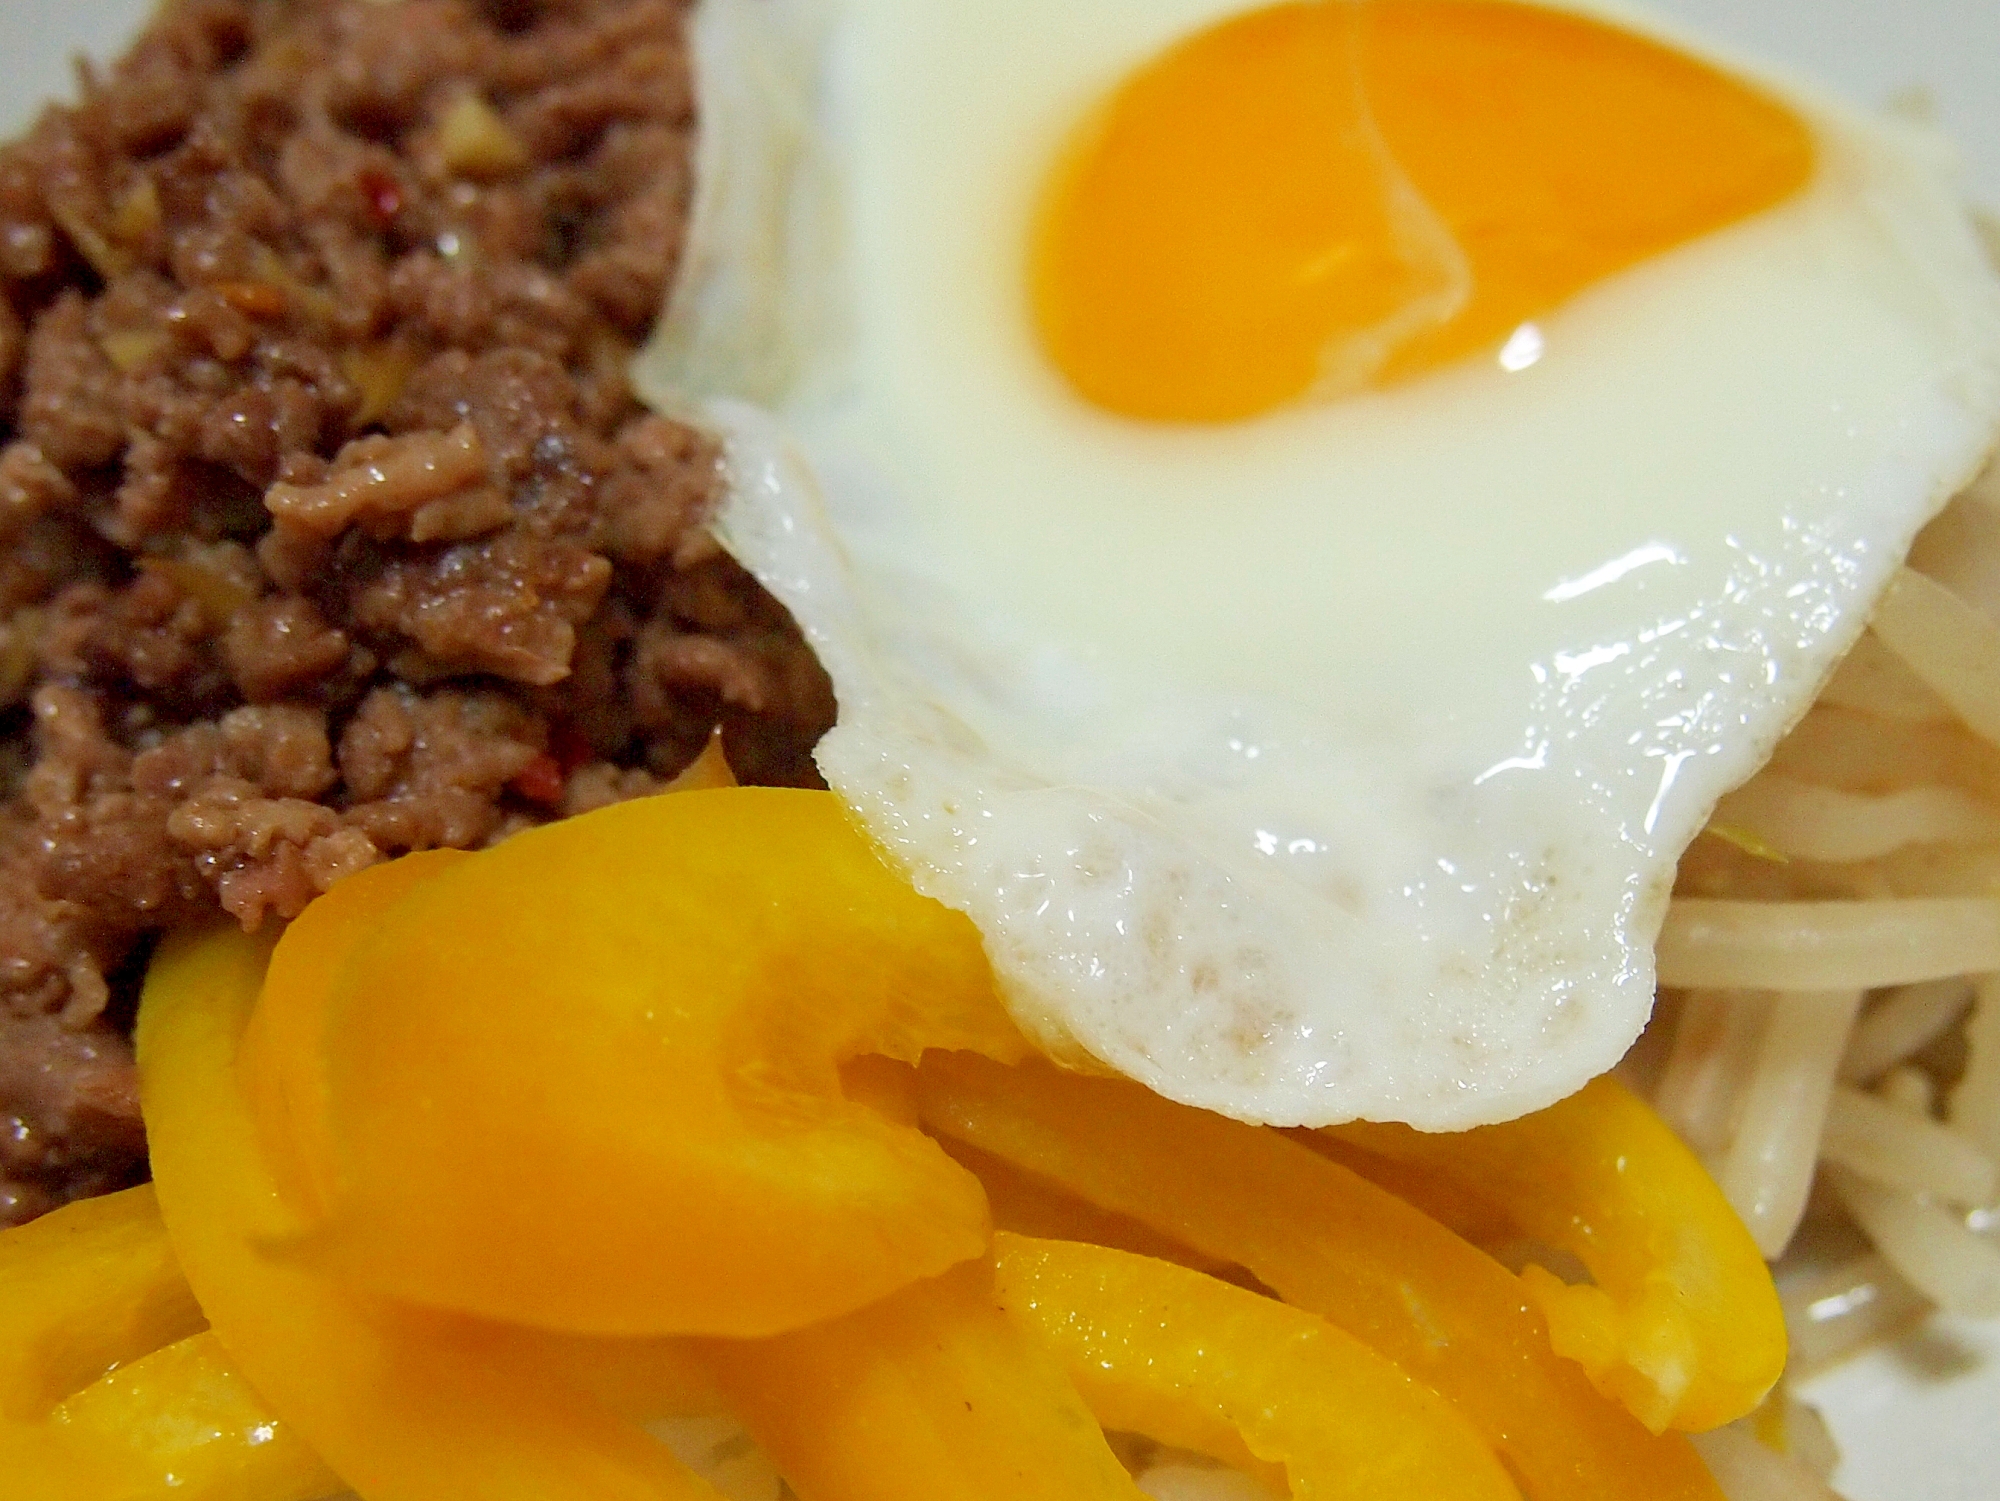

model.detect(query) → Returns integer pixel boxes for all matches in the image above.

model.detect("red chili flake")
[510,753,566,808]
[549,723,597,775]
[215,280,288,320]
[357,168,405,229]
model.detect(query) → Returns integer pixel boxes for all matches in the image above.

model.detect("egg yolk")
[1032,0,1816,422]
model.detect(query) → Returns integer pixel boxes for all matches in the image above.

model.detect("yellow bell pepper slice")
[1,949,716,1500]
[529,1331,728,1426]
[48,1329,341,1501]
[0,1181,338,1501]
[945,1136,1240,1280]
[252,789,1029,1338]
[137,922,726,1501]
[1324,1075,1784,1433]
[0,1183,202,1498]
[0,1184,205,1422]
[237,848,470,1222]
[1,1416,121,1498]
[990,1232,1522,1501]
[1301,1134,1519,1249]
[697,1256,1146,1501]
[915,1053,1725,1501]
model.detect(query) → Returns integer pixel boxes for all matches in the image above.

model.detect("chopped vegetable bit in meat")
[0,0,835,1226]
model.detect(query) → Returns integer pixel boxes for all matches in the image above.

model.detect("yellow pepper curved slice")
[1301,1134,1519,1249]
[237,848,470,1222]
[137,922,727,1501]
[530,1331,728,1426]
[0,1411,121,1498]
[0,1184,204,1423]
[0,1182,336,1501]
[0,1183,210,1499]
[252,789,1029,1337]
[991,1233,1523,1501]
[1324,1075,1785,1433]
[698,1256,1146,1501]
[945,1136,1241,1280]
[48,1329,341,1501]
[916,1053,1726,1501]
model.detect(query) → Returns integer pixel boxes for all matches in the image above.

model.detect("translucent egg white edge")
[640,0,2000,1128]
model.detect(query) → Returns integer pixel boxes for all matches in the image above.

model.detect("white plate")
[0,3,1993,1499]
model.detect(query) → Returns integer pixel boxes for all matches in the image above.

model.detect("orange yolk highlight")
[1032,0,1816,422]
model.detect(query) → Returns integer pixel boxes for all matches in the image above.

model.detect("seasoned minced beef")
[0,0,836,1225]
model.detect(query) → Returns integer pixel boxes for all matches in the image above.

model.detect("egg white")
[640,0,2000,1128]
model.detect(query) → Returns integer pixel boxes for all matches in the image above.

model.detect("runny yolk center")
[1031,0,1816,422]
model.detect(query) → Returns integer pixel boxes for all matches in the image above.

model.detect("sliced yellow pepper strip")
[237,848,470,1223]
[915,1053,1726,1501]
[697,1256,1146,1501]
[0,1416,122,1499]
[49,1329,341,1501]
[944,1136,1239,1279]
[2,981,718,1499]
[526,1332,728,1426]
[137,922,726,1501]
[840,1054,1207,1265]
[1301,1134,1519,1249]
[0,1182,337,1501]
[1324,1075,1785,1433]
[990,1233,1522,1501]
[257,789,1029,1338]
[0,1184,204,1422]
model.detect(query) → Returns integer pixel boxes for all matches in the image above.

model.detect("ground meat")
[0,0,837,1224]
[0,1013,147,1224]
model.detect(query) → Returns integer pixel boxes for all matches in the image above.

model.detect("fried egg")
[637,0,2000,1129]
